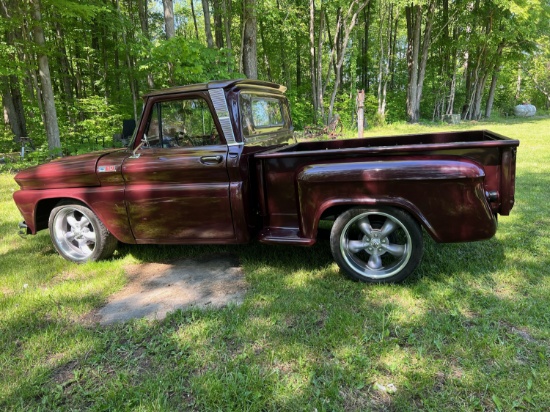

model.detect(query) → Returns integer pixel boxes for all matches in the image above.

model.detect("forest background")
[1,0,549,157]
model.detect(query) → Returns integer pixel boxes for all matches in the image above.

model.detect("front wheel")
[48,202,118,263]
[330,207,423,283]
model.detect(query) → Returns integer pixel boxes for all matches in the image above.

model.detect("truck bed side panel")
[296,158,496,242]
[257,136,518,244]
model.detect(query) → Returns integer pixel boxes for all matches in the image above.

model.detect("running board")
[258,227,315,246]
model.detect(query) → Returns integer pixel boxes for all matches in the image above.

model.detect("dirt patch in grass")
[97,255,247,325]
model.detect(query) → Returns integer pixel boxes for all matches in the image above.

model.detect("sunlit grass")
[1,117,549,410]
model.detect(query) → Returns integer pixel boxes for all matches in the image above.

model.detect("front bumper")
[18,221,30,238]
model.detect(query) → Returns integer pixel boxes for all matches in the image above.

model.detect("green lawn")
[1,117,549,411]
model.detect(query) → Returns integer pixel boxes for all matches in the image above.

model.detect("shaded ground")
[97,255,247,325]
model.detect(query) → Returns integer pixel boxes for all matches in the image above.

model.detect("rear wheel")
[330,207,423,283]
[48,202,117,263]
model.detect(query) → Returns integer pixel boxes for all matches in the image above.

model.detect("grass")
[1,117,549,411]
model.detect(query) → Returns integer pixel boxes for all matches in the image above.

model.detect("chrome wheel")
[52,207,97,261]
[330,207,423,283]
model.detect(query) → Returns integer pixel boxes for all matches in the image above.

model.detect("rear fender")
[296,158,496,243]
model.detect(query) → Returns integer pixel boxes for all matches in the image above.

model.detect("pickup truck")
[13,79,519,283]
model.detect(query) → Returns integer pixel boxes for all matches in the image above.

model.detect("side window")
[144,97,220,148]
[240,93,290,137]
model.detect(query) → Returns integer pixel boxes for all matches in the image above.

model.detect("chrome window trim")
[209,89,238,146]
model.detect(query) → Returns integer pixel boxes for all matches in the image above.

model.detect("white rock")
[514,104,536,117]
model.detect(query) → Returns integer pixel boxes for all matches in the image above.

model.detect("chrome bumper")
[18,221,30,238]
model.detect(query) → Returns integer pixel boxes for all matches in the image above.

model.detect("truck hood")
[14,149,124,190]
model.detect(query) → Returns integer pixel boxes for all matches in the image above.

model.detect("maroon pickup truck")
[13,79,519,283]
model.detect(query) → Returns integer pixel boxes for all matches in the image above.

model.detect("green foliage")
[62,97,122,155]
[286,89,314,130]
[144,38,241,88]
[48,0,110,20]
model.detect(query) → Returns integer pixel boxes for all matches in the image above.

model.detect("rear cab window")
[239,93,292,144]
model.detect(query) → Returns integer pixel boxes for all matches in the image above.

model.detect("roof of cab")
[142,79,286,98]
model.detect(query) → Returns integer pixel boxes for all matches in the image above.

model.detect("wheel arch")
[309,198,434,241]
[35,196,134,244]
[35,197,89,232]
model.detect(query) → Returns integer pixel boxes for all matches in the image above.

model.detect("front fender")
[13,187,135,244]
[296,157,496,243]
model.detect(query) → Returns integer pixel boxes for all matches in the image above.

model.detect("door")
[122,95,235,242]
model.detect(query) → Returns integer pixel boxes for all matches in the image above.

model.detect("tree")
[202,0,214,48]
[0,0,27,142]
[376,0,398,123]
[213,0,224,48]
[162,0,175,39]
[29,0,61,152]
[405,0,435,123]
[242,0,258,79]
[327,0,371,122]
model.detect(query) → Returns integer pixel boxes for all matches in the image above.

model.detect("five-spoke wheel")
[48,202,117,263]
[330,207,423,283]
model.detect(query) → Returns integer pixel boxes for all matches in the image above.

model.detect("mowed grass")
[1,117,549,411]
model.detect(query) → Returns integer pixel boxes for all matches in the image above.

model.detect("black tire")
[48,202,118,263]
[330,207,423,283]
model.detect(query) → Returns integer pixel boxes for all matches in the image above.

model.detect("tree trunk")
[223,0,232,50]
[377,1,391,122]
[2,78,17,131]
[309,0,318,121]
[112,22,121,96]
[324,10,337,91]
[259,19,272,81]
[362,3,372,92]
[296,27,301,88]
[138,0,149,36]
[389,6,399,90]
[162,0,175,39]
[485,43,504,118]
[90,20,100,96]
[317,5,324,121]
[190,0,200,40]
[2,76,27,141]
[276,0,290,88]
[328,1,370,122]
[213,0,224,48]
[242,0,258,79]
[202,0,214,48]
[53,21,74,106]
[0,0,27,141]
[30,0,61,152]
[357,89,365,137]
[464,43,491,120]
[139,0,155,89]
[117,0,138,120]
[405,1,435,123]
[515,63,522,102]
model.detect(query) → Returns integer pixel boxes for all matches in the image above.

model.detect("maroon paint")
[14,151,109,189]
[122,144,235,241]
[12,80,519,253]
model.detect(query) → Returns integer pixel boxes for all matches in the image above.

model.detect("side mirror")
[129,141,145,158]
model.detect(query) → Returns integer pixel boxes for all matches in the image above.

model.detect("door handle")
[200,155,223,165]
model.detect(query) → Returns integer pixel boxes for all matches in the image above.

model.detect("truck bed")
[254,130,519,246]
